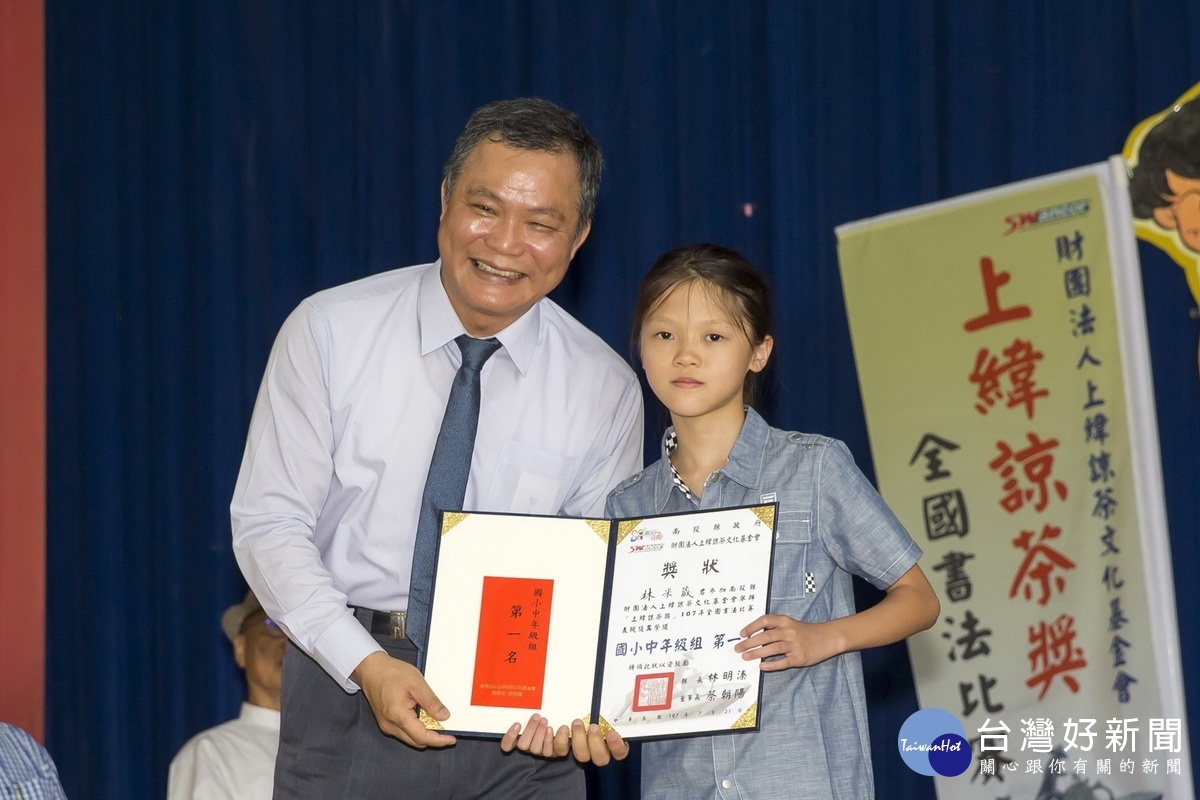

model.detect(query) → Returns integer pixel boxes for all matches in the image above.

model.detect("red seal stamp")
[632,672,674,712]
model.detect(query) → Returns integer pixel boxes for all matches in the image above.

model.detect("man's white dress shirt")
[231,261,643,689]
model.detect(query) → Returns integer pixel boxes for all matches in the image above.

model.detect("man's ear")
[1153,205,1178,231]
[233,634,247,670]
[569,219,592,260]
[439,179,450,220]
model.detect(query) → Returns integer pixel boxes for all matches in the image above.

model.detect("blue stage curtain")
[45,2,1200,799]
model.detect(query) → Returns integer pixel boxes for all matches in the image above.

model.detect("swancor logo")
[627,528,664,553]
[1002,198,1090,234]
[897,708,971,778]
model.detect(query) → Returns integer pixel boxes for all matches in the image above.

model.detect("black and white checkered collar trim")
[664,430,694,500]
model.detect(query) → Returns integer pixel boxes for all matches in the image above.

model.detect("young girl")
[605,243,940,799]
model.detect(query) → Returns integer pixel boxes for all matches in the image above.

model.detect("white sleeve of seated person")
[167,737,233,800]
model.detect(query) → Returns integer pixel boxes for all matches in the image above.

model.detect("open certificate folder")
[421,503,777,741]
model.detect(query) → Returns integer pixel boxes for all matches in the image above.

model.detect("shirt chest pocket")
[769,509,813,605]
[485,439,577,515]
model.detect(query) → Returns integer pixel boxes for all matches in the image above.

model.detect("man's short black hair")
[442,98,602,239]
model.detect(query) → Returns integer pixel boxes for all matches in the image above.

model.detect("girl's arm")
[734,563,940,671]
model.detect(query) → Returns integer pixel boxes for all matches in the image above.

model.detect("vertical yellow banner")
[838,163,1189,799]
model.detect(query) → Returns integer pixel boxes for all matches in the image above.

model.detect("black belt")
[352,606,408,640]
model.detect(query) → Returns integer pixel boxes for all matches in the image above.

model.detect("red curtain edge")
[0,0,48,743]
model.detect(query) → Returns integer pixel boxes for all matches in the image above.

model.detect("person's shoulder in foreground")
[0,723,68,800]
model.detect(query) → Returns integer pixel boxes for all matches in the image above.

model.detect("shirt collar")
[418,260,542,375]
[662,431,695,501]
[239,702,282,732]
[654,406,770,509]
[721,406,771,488]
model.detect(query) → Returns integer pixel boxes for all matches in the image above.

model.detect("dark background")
[45,2,1200,798]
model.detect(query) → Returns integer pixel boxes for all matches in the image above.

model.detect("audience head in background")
[167,589,284,800]
[220,590,286,711]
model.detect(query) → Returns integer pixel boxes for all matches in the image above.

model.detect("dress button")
[721,779,732,789]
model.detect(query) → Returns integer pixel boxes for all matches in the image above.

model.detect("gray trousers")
[272,634,585,799]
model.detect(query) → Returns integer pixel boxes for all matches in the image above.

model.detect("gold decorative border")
[730,701,758,730]
[750,505,775,529]
[586,519,610,544]
[579,714,614,736]
[581,715,614,736]
[419,709,445,730]
[440,511,469,536]
[615,518,642,545]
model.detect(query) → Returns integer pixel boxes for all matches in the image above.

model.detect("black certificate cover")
[421,503,777,741]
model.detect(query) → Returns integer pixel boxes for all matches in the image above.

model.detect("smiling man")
[231,98,642,798]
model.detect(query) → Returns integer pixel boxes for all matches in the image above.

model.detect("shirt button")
[721,779,732,789]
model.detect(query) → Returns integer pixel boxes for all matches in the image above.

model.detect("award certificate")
[422,504,777,741]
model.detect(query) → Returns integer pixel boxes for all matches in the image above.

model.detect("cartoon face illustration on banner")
[1125,81,1200,371]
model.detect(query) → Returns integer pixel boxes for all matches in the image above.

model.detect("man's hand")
[501,717,629,765]
[734,614,841,671]
[352,651,457,748]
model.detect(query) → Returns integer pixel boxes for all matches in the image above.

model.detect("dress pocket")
[769,510,813,604]
[485,439,578,514]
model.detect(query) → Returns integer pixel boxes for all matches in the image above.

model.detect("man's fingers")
[586,724,610,766]
[410,683,450,721]
[390,726,425,749]
[396,707,456,748]
[499,722,522,753]
[377,715,425,749]
[605,729,630,761]
[357,653,456,748]
[570,720,590,762]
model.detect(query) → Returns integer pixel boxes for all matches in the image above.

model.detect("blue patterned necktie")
[406,334,502,658]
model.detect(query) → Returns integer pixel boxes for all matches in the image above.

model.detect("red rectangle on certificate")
[471,576,553,709]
